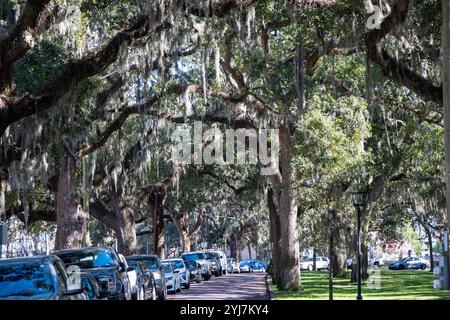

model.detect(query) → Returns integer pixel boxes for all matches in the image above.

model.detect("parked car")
[346,258,353,269]
[300,256,330,271]
[204,251,222,276]
[53,247,131,300]
[205,249,228,275]
[239,260,253,273]
[118,254,135,300]
[161,261,181,294]
[252,260,267,272]
[164,259,190,289]
[79,272,103,300]
[239,259,265,272]
[181,251,212,281]
[126,255,167,300]
[185,260,202,283]
[389,256,430,270]
[369,256,384,267]
[125,258,157,300]
[0,255,88,300]
[227,258,240,274]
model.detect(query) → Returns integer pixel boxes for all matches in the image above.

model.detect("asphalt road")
[167,272,270,300]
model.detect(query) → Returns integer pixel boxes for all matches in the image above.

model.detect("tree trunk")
[426,228,434,272]
[277,125,301,291]
[312,246,317,271]
[361,210,371,281]
[152,195,165,259]
[268,187,281,284]
[181,233,191,253]
[55,151,88,250]
[110,186,136,256]
[171,214,188,252]
[229,233,238,260]
[351,229,358,282]
[329,209,347,278]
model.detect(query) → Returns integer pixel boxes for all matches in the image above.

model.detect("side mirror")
[119,262,127,272]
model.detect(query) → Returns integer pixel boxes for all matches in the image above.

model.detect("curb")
[265,273,275,300]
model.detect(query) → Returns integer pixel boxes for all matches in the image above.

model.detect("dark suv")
[126,255,167,300]
[53,247,131,300]
[0,255,87,300]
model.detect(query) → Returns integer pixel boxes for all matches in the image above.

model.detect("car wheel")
[399,264,405,270]
[157,287,166,300]
[421,264,427,270]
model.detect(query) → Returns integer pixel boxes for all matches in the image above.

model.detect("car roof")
[53,247,113,255]
[162,258,183,261]
[126,254,158,259]
[0,255,51,265]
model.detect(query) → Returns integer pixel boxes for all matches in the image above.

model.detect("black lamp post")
[351,191,368,301]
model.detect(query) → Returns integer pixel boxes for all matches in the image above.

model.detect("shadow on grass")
[271,269,450,300]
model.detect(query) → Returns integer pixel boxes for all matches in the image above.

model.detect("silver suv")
[181,252,212,281]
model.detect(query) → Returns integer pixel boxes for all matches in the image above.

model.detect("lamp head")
[351,192,368,207]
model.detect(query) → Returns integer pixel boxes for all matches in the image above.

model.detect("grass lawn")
[271,268,450,300]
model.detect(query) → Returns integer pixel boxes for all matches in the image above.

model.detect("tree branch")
[0,13,163,136]
[0,0,51,91]
[364,0,442,105]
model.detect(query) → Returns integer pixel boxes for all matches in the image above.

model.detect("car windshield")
[204,252,216,260]
[161,264,172,273]
[128,257,159,271]
[185,261,196,269]
[0,261,54,299]
[170,260,185,269]
[182,253,204,261]
[56,250,118,269]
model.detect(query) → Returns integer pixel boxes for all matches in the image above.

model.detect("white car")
[205,249,228,275]
[164,258,190,289]
[227,258,240,273]
[118,254,136,300]
[161,261,181,294]
[300,256,329,271]
[369,256,384,267]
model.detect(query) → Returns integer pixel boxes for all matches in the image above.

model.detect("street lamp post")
[351,191,368,301]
